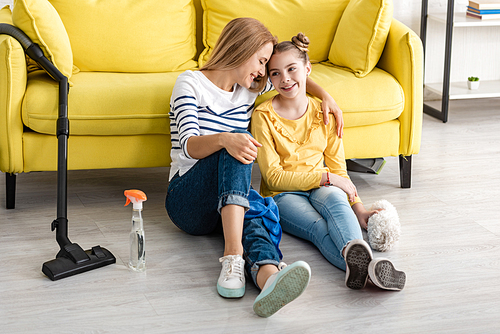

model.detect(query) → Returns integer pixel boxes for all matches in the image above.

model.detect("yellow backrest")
[49,0,198,72]
[199,0,350,66]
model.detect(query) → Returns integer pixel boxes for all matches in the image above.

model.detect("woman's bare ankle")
[223,246,243,257]
[256,264,279,289]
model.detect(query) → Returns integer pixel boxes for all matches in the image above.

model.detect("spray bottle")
[124,189,147,272]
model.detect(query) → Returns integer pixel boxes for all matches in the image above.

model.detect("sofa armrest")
[0,28,27,173]
[377,18,423,157]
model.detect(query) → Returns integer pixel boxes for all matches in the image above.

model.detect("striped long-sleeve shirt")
[169,70,272,180]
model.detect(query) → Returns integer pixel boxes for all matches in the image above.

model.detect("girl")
[165,18,344,317]
[251,33,406,291]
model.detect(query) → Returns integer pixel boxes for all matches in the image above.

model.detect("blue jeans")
[165,131,280,287]
[273,186,362,271]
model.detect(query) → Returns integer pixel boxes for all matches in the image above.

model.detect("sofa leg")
[399,155,412,188]
[6,173,16,209]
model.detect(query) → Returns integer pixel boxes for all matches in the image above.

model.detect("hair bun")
[291,33,310,53]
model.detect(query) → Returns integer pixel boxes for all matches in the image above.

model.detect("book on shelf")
[467,6,500,14]
[468,1,500,10]
[466,10,500,19]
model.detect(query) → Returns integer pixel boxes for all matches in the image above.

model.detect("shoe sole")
[253,262,311,318]
[345,241,373,290]
[217,283,245,298]
[368,259,406,291]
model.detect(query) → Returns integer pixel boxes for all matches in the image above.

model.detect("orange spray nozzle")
[124,189,147,209]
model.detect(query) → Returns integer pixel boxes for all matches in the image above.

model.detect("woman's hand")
[222,132,262,164]
[352,203,384,230]
[321,95,344,138]
[304,77,344,138]
[328,173,357,202]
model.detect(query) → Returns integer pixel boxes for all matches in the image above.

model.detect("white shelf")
[425,80,500,99]
[428,12,500,27]
[422,2,500,121]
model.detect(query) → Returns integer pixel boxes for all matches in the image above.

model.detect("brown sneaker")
[344,239,373,290]
[368,258,406,291]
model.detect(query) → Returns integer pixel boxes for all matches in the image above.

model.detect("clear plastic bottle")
[124,190,147,272]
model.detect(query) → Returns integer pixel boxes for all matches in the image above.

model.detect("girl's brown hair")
[200,17,277,92]
[273,32,310,64]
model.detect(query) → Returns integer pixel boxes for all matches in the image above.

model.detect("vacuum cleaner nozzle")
[42,243,116,281]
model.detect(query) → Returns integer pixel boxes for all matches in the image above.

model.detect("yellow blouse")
[251,97,361,206]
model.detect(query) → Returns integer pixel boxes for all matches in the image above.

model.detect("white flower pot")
[468,80,480,90]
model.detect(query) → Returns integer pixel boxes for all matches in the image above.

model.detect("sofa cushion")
[329,0,393,78]
[199,0,349,66]
[307,64,403,127]
[1,5,12,22]
[23,71,180,136]
[12,0,73,79]
[49,0,197,73]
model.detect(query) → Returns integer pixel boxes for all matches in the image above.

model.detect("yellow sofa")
[0,0,423,209]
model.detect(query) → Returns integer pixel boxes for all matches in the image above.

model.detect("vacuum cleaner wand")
[0,24,115,280]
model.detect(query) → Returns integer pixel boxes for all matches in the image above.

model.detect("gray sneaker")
[344,239,373,290]
[368,258,406,291]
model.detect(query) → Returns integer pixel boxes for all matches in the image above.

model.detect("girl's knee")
[322,186,349,201]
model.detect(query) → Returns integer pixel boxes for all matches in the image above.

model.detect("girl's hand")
[223,132,262,164]
[328,173,357,202]
[352,204,384,230]
[321,95,344,138]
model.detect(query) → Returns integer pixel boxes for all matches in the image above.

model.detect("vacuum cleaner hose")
[0,23,62,81]
[0,23,32,49]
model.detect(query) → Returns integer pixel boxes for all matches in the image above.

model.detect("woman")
[165,18,343,317]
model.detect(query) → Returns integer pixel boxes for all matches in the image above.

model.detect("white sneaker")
[217,255,245,298]
[253,261,311,318]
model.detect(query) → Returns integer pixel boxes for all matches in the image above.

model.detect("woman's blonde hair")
[200,17,277,92]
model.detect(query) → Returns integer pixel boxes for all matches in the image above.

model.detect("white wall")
[2,0,498,84]
[395,0,469,33]
[395,0,500,85]
[0,0,12,9]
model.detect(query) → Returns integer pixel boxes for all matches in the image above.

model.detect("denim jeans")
[273,186,363,271]
[165,130,280,287]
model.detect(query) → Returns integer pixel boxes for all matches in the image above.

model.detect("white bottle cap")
[133,201,143,210]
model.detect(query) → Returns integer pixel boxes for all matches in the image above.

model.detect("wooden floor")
[1,98,500,333]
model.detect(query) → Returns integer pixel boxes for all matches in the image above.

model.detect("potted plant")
[468,76,480,90]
